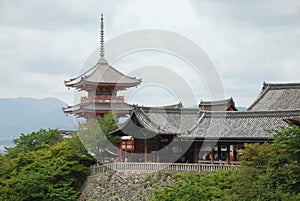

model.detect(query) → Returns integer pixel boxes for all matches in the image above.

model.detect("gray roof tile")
[248,82,300,111]
[111,107,300,139]
[199,97,237,111]
[184,110,300,138]
[65,59,141,88]
[63,102,132,113]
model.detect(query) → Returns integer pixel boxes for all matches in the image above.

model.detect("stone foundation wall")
[79,171,174,201]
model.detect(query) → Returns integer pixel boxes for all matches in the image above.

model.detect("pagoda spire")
[99,13,105,60]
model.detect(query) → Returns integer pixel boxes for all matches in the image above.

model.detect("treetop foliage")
[78,112,119,163]
[0,129,94,201]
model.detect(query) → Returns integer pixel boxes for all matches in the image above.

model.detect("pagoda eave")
[64,108,131,118]
[65,81,140,91]
[64,15,141,119]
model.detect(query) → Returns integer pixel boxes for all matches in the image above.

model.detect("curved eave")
[65,79,141,90]
[110,107,180,137]
[64,60,142,90]
[63,102,133,116]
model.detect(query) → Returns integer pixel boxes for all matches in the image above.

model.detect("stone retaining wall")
[79,170,174,201]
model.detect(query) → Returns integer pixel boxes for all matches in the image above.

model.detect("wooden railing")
[90,162,240,175]
[81,95,124,103]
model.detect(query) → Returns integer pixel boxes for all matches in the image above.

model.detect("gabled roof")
[247,82,300,111]
[199,97,237,111]
[111,107,201,137]
[135,107,200,134]
[183,110,300,139]
[110,106,300,140]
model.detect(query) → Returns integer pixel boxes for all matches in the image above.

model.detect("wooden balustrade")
[81,96,124,103]
[90,162,240,175]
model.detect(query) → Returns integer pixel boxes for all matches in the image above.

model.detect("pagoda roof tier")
[247,82,300,111]
[65,14,141,92]
[65,59,141,91]
[63,102,132,117]
[199,97,237,111]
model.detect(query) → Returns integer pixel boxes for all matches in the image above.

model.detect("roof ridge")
[200,97,233,104]
[247,84,270,111]
[138,102,183,109]
[264,82,300,89]
[247,81,300,111]
[203,109,300,118]
[187,113,205,134]
[64,64,98,84]
[107,63,141,81]
[135,107,160,132]
[138,107,200,114]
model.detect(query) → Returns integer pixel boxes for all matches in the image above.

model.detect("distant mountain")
[0,97,75,147]
[237,106,247,111]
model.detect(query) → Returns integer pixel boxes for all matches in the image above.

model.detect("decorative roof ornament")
[64,14,141,90]
[99,13,106,63]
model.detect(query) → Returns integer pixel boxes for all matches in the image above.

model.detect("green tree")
[234,124,300,200]
[152,124,300,201]
[78,112,119,163]
[152,169,238,201]
[6,129,63,158]
[0,129,94,201]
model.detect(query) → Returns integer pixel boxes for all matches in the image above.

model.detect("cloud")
[190,0,300,26]
[0,0,299,108]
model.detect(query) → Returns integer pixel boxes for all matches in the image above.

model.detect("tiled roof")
[134,107,200,134]
[111,107,300,139]
[199,97,237,111]
[111,107,201,137]
[286,117,300,126]
[65,15,141,90]
[247,82,300,111]
[63,102,132,113]
[64,59,141,89]
[184,110,300,139]
[137,102,183,110]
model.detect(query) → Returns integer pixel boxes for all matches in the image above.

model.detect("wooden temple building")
[63,15,300,165]
[110,82,300,164]
[64,14,141,118]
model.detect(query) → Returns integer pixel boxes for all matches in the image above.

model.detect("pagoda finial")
[100,13,105,59]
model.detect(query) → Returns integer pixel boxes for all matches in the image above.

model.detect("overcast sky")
[1,0,300,108]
